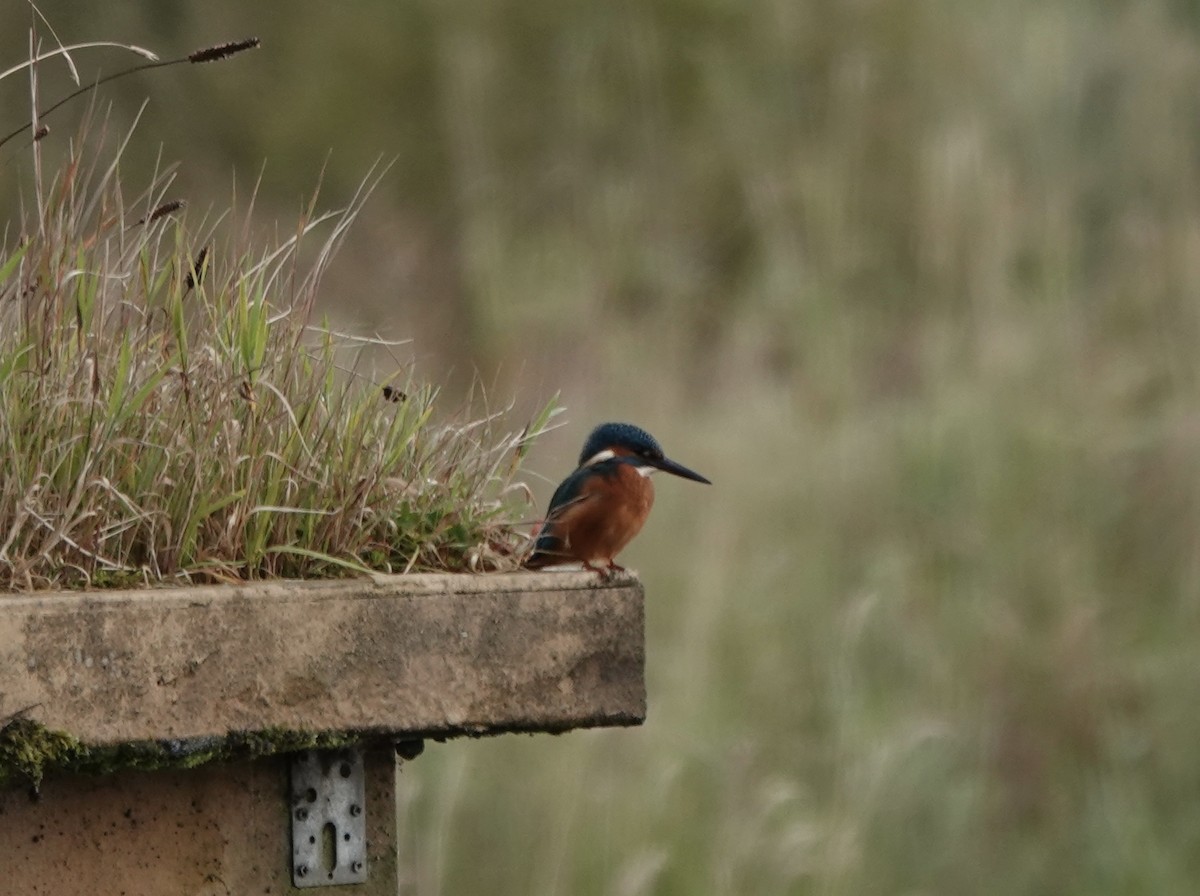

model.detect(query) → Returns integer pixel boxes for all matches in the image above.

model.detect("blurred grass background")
[6,0,1200,892]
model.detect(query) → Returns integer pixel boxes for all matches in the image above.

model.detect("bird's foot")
[583,561,625,582]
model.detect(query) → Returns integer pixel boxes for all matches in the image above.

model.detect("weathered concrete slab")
[0,572,645,747]
[0,748,400,896]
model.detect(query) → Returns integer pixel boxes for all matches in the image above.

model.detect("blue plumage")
[577,422,664,466]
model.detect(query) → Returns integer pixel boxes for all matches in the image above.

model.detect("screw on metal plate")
[290,748,368,887]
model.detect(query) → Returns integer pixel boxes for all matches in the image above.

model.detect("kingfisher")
[524,422,711,577]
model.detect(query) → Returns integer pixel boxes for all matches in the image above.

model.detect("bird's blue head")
[578,422,711,484]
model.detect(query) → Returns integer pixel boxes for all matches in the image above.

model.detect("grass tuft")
[0,34,555,591]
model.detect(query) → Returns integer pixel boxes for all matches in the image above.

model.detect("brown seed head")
[139,199,186,226]
[184,246,210,291]
[188,38,261,64]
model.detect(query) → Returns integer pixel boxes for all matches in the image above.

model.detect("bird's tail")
[523,551,551,570]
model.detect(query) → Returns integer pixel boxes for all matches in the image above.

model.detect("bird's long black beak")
[652,455,712,484]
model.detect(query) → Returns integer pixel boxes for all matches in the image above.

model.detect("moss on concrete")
[0,717,84,791]
[0,714,361,792]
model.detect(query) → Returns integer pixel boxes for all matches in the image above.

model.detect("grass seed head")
[187,38,261,65]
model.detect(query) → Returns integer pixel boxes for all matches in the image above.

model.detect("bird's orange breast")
[555,462,655,564]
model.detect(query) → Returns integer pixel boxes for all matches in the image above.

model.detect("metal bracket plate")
[289,748,368,887]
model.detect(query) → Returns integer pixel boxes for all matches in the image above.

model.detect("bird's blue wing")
[526,465,602,566]
[534,468,588,549]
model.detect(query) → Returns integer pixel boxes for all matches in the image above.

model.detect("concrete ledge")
[0,572,645,750]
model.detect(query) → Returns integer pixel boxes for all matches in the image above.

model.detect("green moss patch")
[0,715,360,793]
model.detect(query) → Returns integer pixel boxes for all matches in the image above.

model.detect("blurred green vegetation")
[6,0,1200,892]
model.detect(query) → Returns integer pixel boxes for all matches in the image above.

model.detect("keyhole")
[321,822,338,879]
